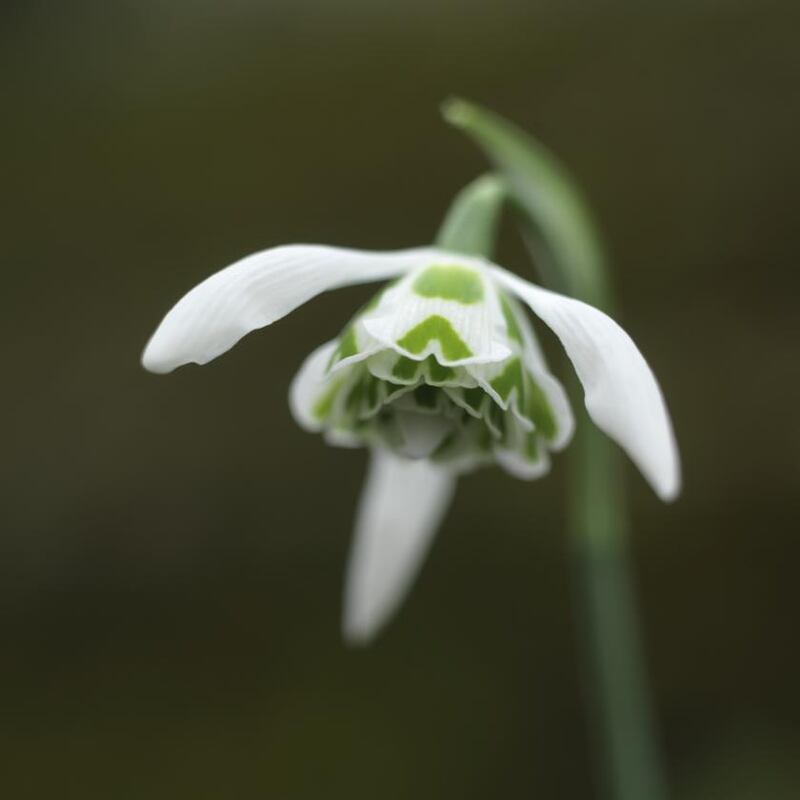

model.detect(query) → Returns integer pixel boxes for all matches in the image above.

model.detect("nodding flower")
[143,243,679,642]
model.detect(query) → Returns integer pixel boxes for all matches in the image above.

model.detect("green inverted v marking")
[396,315,473,361]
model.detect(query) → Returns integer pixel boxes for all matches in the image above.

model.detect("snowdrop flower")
[143,245,679,641]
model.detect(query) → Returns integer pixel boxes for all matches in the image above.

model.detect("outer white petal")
[343,451,456,644]
[288,340,338,431]
[491,267,681,501]
[142,245,452,374]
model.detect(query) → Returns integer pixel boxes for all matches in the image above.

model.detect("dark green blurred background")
[2,1,799,797]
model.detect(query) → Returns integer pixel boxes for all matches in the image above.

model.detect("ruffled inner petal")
[292,268,575,482]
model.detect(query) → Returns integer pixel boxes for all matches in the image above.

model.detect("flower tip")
[440,96,475,128]
[655,483,679,504]
[341,613,378,648]
[647,443,681,502]
[467,173,506,203]
[657,468,682,504]
[141,339,175,375]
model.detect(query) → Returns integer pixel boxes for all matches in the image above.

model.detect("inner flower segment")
[307,287,569,480]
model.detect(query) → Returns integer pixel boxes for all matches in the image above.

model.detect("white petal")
[492,268,681,501]
[343,451,456,643]
[288,340,338,431]
[495,447,551,481]
[142,245,450,374]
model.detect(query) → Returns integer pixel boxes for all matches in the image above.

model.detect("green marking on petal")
[413,265,484,304]
[426,356,455,382]
[336,327,358,360]
[366,375,380,409]
[341,372,387,421]
[345,375,366,414]
[490,358,524,402]
[500,294,523,344]
[385,382,407,399]
[393,354,455,383]
[462,387,485,414]
[397,315,473,360]
[328,326,359,370]
[487,402,506,438]
[491,359,559,439]
[392,356,420,381]
[524,373,558,440]
[312,377,347,421]
[477,420,493,451]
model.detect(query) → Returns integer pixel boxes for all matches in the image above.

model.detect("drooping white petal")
[491,267,681,501]
[142,245,453,374]
[343,451,456,643]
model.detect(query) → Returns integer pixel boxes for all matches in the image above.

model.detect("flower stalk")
[444,99,670,800]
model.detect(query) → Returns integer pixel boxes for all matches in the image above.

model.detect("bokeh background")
[3,1,799,797]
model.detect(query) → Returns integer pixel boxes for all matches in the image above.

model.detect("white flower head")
[143,245,680,642]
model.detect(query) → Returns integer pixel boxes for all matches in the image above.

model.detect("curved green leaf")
[442,97,610,309]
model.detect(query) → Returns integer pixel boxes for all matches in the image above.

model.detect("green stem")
[442,99,668,800]
[570,422,667,800]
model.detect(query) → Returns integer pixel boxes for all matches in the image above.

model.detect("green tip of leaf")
[467,173,506,201]
[440,96,609,307]
[440,96,476,128]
